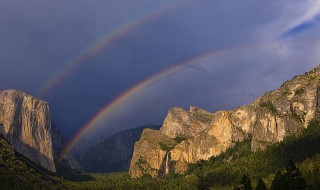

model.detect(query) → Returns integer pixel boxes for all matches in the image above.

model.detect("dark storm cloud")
[1,0,320,142]
[89,0,320,139]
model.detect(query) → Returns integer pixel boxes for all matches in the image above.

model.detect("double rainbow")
[59,44,253,158]
[37,0,192,97]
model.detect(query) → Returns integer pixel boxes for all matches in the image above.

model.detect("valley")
[1,65,320,189]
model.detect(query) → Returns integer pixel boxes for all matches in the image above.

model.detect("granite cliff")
[129,65,320,178]
[0,90,61,172]
[78,124,160,172]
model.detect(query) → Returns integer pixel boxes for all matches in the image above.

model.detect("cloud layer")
[1,0,320,142]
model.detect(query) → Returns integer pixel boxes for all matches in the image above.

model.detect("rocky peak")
[0,89,56,172]
[130,65,320,178]
[160,106,214,139]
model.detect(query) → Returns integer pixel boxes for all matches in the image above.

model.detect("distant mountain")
[78,124,160,172]
[130,65,320,178]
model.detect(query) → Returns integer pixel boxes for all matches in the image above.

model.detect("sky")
[1,0,320,147]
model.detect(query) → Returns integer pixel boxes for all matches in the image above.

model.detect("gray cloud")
[1,0,320,143]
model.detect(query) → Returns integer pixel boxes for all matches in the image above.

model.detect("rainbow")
[59,45,254,158]
[37,0,193,98]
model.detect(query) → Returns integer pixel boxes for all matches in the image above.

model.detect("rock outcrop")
[0,90,56,172]
[78,124,160,172]
[129,65,320,178]
[160,106,213,138]
[58,156,84,174]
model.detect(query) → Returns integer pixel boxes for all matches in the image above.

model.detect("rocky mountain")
[78,124,160,172]
[0,135,65,189]
[0,90,58,172]
[0,89,77,173]
[129,65,320,178]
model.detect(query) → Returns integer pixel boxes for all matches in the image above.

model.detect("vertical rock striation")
[130,65,320,178]
[0,90,56,172]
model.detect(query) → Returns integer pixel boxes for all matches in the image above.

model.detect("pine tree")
[195,160,210,190]
[309,164,320,189]
[255,177,267,190]
[239,174,252,190]
[271,171,286,190]
[285,161,308,190]
[271,161,308,190]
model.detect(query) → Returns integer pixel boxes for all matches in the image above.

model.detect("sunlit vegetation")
[192,112,215,123]
[174,134,189,143]
[282,90,292,96]
[0,136,64,190]
[294,88,305,96]
[291,110,305,122]
[2,120,320,189]
[259,101,278,115]
[159,139,178,152]
[58,119,320,189]
[187,119,320,189]
[159,134,189,151]
[64,172,196,190]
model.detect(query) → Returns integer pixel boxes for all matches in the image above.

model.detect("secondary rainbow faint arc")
[59,46,246,158]
[37,0,192,98]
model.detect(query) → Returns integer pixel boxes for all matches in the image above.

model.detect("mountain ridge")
[129,65,320,178]
[78,124,160,172]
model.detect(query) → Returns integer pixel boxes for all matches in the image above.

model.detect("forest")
[1,119,320,190]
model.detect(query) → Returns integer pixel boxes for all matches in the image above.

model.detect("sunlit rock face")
[0,90,56,172]
[160,106,213,138]
[129,129,174,178]
[130,65,320,178]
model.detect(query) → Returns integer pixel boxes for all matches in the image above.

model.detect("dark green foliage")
[3,120,320,190]
[64,172,197,190]
[284,161,308,190]
[255,177,267,190]
[174,134,189,143]
[291,110,304,122]
[283,90,292,96]
[271,161,307,190]
[259,101,278,115]
[192,111,215,123]
[0,137,63,190]
[237,174,252,190]
[195,160,211,190]
[234,174,254,190]
[186,119,320,189]
[299,154,320,190]
[271,171,285,190]
[294,88,305,96]
[159,141,176,151]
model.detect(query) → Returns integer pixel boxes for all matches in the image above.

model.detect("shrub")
[295,88,304,96]
[159,141,177,151]
[174,135,189,143]
[259,101,278,115]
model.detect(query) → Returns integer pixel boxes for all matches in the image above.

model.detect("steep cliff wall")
[129,129,176,178]
[0,90,56,172]
[130,65,320,178]
[79,125,160,172]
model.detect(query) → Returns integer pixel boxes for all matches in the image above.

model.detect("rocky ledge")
[130,65,320,178]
